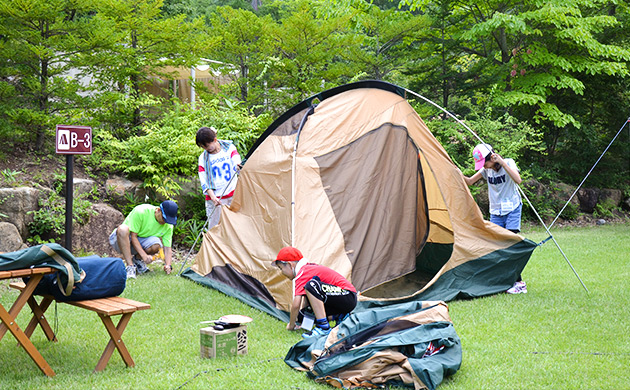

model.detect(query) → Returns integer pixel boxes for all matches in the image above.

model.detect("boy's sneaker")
[126,265,137,279]
[506,281,527,294]
[132,255,150,275]
[302,326,331,339]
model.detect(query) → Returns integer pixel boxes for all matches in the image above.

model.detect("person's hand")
[286,323,299,331]
[142,253,153,264]
[164,264,172,275]
[491,153,505,166]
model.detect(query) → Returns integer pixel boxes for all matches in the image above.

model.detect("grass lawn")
[1,222,629,389]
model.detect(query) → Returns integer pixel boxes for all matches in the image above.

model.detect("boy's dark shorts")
[304,275,357,316]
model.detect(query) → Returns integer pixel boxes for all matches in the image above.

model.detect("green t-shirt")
[123,204,174,247]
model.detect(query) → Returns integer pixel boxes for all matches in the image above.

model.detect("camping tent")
[182,80,536,321]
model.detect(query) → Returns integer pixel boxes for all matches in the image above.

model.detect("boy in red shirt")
[273,246,357,338]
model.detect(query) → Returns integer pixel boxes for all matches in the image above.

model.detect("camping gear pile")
[285,301,460,390]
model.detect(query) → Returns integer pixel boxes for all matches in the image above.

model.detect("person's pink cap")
[473,144,492,170]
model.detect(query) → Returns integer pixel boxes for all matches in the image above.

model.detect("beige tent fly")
[182,81,536,321]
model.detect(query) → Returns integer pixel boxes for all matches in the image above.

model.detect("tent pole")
[548,117,630,229]
[403,86,589,293]
[518,186,589,293]
[290,106,316,247]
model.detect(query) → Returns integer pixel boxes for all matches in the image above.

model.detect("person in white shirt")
[196,126,241,229]
[464,143,527,294]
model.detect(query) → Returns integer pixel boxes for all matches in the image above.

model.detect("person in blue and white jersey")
[196,126,241,229]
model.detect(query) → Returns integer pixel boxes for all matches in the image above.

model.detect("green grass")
[1,223,629,389]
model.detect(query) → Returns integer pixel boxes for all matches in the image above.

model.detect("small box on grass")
[200,325,248,359]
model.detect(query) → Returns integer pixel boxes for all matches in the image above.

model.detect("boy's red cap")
[273,246,303,265]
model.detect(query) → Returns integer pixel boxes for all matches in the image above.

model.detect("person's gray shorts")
[109,229,162,255]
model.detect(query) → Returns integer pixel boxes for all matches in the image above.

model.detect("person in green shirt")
[109,201,178,279]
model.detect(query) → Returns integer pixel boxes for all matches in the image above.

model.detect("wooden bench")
[10,281,150,373]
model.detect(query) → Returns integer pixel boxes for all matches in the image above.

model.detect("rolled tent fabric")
[284,300,461,390]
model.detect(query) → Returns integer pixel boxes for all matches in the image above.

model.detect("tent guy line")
[173,357,283,390]
[401,86,589,294]
[548,117,630,230]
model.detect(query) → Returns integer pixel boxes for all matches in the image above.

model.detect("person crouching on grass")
[273,246,357,338]
[109,200,178,279]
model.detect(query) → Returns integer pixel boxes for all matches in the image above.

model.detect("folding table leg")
[94,313,134,372]
[24,296,57,342]
[0,304,55,377]
[0,274,44,341]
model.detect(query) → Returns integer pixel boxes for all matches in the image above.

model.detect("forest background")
[0,0,629,244]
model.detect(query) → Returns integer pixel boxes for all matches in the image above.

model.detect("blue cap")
[159,200,178,225]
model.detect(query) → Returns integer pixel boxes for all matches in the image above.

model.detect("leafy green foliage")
[88,99,266,198]
[593,198,618,219]
[27,184,98,243]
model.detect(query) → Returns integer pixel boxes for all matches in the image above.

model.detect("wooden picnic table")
[0,266,57,377]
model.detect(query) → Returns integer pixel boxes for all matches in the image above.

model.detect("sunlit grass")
[1,222,628,389]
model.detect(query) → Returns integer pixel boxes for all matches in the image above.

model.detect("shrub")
[88,99,267,199]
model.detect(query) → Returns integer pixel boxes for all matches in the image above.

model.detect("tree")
[264,0,355,111]
[341,1,430,83]
[85,0,208,135]
[0,0,105,149]
[400,0,630,184]
[205,6,275,112]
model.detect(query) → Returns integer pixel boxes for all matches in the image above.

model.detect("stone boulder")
[62,178,97,198]
[105,176,144,204]
[577,188,600,213]
[599,189,623,208]
[552,182,580,207]
[0,222,26,252]
[67,203,124,257]
[0,186,40,239]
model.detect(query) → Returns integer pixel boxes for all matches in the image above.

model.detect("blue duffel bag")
[33,256,126,301]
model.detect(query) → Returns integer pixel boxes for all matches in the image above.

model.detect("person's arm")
[230,145,242,172]
[130,232,151,263]
[206,188,221,206]
[464,170,483,186]
[163,246,173,274]
[493,154,522,184]
[286,295,303,330]
[198,154,221,205]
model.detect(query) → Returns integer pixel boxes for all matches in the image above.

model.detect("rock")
[522,179,544,198]
[599,189,622,208]
[0,222,26,252]
[552,182,580,207]
[577,188,600,213]
[105,176,143,204]
[62,178,97,198]
[66,203,124,256]
[0,186,40,239]
[596,219,606,225]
